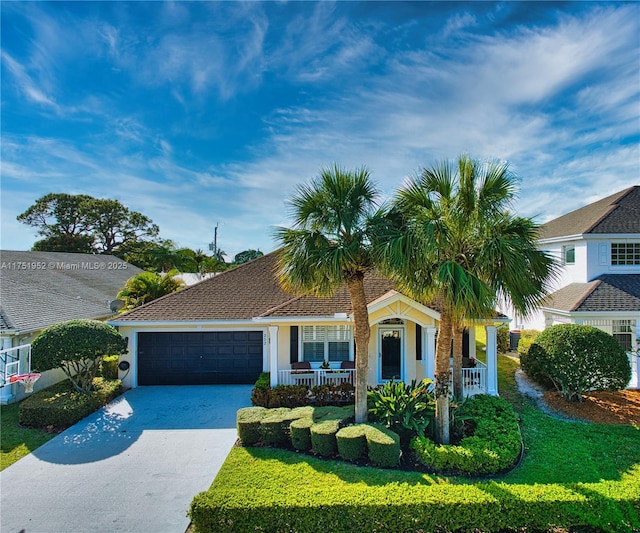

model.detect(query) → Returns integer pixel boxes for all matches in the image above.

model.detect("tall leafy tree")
[17,193,159,255]
[377,155,555,443]
[275,164,383,423]
[117,269,185,311]
[84,198,159,254]
[234,249,264,265]
[17,193,94,252]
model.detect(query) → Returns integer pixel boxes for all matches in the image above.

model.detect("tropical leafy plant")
[117,269,185,310]
[368,379,435,441]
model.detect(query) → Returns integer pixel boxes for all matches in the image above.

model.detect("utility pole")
[208,223,219,257]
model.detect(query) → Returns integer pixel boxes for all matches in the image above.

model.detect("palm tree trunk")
[452,323,464,399]
[347,276,370,424]
[435,308,453,444]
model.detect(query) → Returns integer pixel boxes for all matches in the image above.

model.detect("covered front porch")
[263,290,503,397]
[276,358,489,396]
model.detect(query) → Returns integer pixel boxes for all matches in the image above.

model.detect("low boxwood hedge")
[363,424,401,468]
[310,419,341,457]
[410,395,521,475]
[19,377,122,429]
[335,423,402,467]
[336,425,367,462]
[190,447,640,533]
[290,417,314,451]
[236,407,267,445]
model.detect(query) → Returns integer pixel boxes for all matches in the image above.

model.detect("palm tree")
[117,269,185,311]
[377,155,555,444]
[275,164,383,423]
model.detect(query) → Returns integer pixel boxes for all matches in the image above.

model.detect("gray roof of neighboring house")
[542,274,640,313]
[0,251,142,334]
[115,250,507,323]
[539,186,640,240]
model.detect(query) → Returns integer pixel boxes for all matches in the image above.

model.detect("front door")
[380,327,403,381]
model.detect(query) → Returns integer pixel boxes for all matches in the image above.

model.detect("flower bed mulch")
[542,389,640,425]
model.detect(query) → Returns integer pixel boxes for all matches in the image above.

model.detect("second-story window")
[562,245,575,265]
[611,243,640,265]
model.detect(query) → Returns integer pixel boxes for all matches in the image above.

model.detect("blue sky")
[2,1,639,259]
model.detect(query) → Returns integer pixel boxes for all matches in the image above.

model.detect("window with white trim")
[302,325,352,362]
[562,245,575,265]
[612,320,633,351]
[611,243,640,265]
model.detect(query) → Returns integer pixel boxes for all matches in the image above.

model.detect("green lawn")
[191,355,640,532]
[1,402,54,470]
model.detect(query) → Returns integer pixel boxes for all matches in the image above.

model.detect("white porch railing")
[0,344,32,387]
[451,360,487,397]
[278,369,355,387]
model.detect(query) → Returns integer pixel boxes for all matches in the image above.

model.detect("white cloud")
[1,51,60,112]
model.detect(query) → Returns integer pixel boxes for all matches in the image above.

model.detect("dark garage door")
[137,331,264,385]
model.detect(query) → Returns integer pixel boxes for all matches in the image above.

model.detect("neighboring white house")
[511,186,640,388]
[0,251,142,403]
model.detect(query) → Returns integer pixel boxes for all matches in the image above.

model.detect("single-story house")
[110,251,507,396]
[0,250,142,403]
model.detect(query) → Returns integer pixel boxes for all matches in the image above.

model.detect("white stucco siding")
[586,237,640,279]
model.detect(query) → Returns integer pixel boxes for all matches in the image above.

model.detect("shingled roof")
[115,251,399,322]
[0,251,142,334]
[539,186,640,240]
[542,274,640,313]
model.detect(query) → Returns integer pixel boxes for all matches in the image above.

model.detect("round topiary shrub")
[522,324,630,402]
[31,319,128,394]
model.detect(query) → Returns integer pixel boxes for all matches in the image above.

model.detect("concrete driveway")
[1,385,251,533]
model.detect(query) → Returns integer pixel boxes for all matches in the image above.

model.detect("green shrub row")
[19,378,123,429]
[236,405,400,467]
[190,459,640,533]
[411,395,521,475]
[251,373,355,408]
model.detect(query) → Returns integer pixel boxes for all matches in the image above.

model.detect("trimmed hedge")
[250,373,271,407]
[335,424,401,467]
[411,395,521,475]
[310,383,355,406]
[19,378,122,429]
[364,424,401,468]
[521,324,631,401]
[260,408,295,446]
[310,419,341,457]
[236,407,267,445]
[190,447,640,533]
[290,417,313,451]
[251,374,355,408]
[336,425,367,462]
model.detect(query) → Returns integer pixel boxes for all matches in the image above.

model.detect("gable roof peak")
[540,186,639,240]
